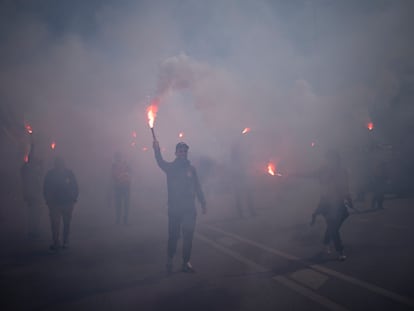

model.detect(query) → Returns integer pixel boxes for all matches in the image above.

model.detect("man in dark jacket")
[153,140,206,273]
[43,156,79,251]
[111,152,131,225]
[21,143,43,238]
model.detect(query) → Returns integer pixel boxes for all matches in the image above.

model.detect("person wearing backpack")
[43,156,79,251]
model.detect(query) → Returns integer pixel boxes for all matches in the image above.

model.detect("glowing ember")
[242,127,251,134]
[50,141,56,150]
[367,122,374,131]
[132,131,137,138]
[25,124,33,134]
[267,162,282,177]
[146,104,158,128]
[267,163,275,176]
[179,132,184,138]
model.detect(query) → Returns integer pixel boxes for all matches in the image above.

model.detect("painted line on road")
[195,232,349,311]
[273,276,349,311]
[203,224,414,308]
[195,233,267,273]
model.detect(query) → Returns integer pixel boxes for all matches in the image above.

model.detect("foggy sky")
[1,0,414,178]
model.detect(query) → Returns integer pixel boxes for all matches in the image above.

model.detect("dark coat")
[154,148,205,212]
[43,168,79,205]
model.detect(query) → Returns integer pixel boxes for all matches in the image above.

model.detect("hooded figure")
[153,140,206,273]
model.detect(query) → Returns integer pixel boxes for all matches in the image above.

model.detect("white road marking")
[217,236,238,247]
[289,269,329,290]
[195,233,267,273]
[195,232,348,311]
[273,276,349,311]
[204,224,414,308]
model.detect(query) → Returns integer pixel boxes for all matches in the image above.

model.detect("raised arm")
[153,140,169,172]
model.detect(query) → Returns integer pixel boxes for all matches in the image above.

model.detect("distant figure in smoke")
[20,143,43,239]
[296,150,353,261]
[43,156,79,251]
[153,140,206,273]
[230,142,256,218]
[111,152,131,225]
[370,161,389,210]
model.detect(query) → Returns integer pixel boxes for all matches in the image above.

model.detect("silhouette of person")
[20,143,43,238]
[111,152,131,224]
[43,156,78,251]
[153,140,206,273]
[230,142,256,218]
[296,150,353,261]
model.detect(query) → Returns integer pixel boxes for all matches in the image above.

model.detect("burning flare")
[267,162,275,176]
[242,127,251,134]
[25,124,33,134]
[179,132,184,138]
[146,105,158,128]
[50,141,56,150]
[267,162,282,177]
[367,122,374,131]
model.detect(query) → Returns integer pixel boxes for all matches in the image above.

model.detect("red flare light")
[50,141,56,150]
[132,131,137,138]
[179,132,184,138]
[25,124,33,134]
[146,104,158,128]
[367,122,374,131]
[24,154,29,163]
[311,142,316,147]
[242,127,251,134]
[267,163,275,176]
[267,162,282,177]
[142,147,148,151]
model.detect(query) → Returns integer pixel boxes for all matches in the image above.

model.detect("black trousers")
[167,209,196,263]
[114,186,130,224]
[323,205,348,253]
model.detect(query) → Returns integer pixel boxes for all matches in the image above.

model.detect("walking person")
[295,150,353,261]
[111,152,131,225]
[153,139,206,273]
[43,156,79,251]
[21,143,43,239]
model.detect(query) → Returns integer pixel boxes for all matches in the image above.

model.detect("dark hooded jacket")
[154,147,205,212]
[43,168,79,205]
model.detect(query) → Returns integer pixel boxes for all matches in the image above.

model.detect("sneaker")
[182,262,196,273]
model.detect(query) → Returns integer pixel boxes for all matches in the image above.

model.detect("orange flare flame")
[242,127,251,134]
[25,124,33,134]
[267,162,282,176]
[146,104,158,128]
[267,163,275,176]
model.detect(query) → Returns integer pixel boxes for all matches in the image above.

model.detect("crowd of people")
[19,136,391,272]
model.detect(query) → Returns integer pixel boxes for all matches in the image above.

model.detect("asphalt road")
[1,191,414,311]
